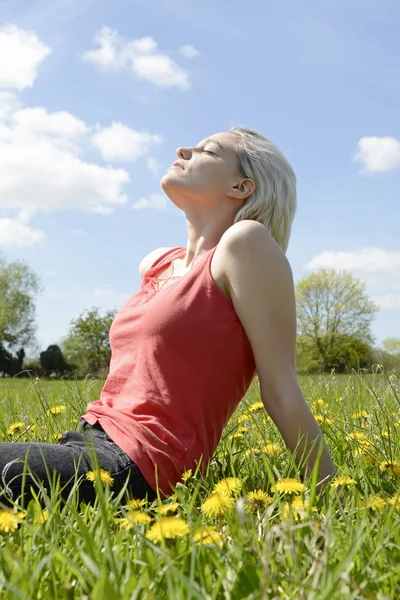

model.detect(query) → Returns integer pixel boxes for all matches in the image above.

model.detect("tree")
[40,344,69,377]
[381,337,400,355]
[0,343,25,377]
[60,307,117,377]
[296,333,372,374]
[295,269,379,372]
[0,254,43,353]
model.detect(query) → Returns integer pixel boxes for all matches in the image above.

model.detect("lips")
[171,160,184,169]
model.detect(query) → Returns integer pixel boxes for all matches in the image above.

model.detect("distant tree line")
[0,253,399,379]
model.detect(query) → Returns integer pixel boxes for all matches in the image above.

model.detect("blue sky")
[0,0,399,356]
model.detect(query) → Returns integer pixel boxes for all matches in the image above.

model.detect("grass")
[0,369,399,599]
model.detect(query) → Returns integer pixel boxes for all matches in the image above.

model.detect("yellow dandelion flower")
[282,496,317,521]
[237,414,249,424]
[271,478,306,496]
[0,509,26,533]
[238,426,249,433]
[125,498,147,510]
[387,495,400,510]
[358,495,387,511]
[52,433,62,441]
[380,461,400,477]
[155,501,180,516]
[244,448,262,458]
[200,492,235,517]
[213,477,242,496]
[394,419,400,428]
[330,475,357,488]
[381,431,390,439]
[262,442,281,456]
[313,399,327,408]
[6,422,26,435]
[72,418,79,423]
[48,405,67,416]
[117,511,152,529]
[193,526,224,547]
[39,509,48,524]
[337,396,343,402]
[249,402,264,412]
[146,517,190,543]
[348,432,369,442]
[352,411,369,419]
[181,469,193,482]
[85,469,114,486]
[229,432,244,440]
[245,489,273,514]
[314,415,324,424]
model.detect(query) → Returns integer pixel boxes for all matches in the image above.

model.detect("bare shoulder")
[219,221,291,285]
[139,247,175,279]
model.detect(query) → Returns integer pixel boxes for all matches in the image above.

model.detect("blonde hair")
[229,126,297,254]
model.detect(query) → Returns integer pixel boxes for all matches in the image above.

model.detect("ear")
[227,178,255,201]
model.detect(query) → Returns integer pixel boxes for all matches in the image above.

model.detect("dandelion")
[348,432,370,442]
[181,469,193,483]
[387,494,400,510]
[47,405,67,416]
[213,477,242,496]
[85,469,114,486]
[352,411,369,419]
[125,498,147,511]
[193,525,224,547]
[380,460,400,477]
[0,509,26,533]
[238,426,249,434]
[282,496,317,521]
[146,517,190,543]
[245,489,273,514]
[358,495,387,511]
[313,399,327,408]
[229,432,244,440]
[200,492,235,517]
[52,433,62,441]
[237,414,249,424]
[244,448,262,458]
[271,478,306,496]
[330,475,357,488]
[155,501,180,516]
[117,511,152,529]
[337,396,343,402]
[262,442,281,456]
[39,509,48,524]
[6,422,26,436]
[249,401,264,412]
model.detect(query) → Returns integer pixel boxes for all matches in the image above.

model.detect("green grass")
[0,370,399,599]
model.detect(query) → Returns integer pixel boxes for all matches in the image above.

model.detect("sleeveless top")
[80,245,257,498]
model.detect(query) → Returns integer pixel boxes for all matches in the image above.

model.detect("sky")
[0,0,399,357]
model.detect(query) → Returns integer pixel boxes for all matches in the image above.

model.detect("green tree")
[295,268,379,372]
[381,337,400,355]
[40,344,69,377]
[60,307,117,377]
[0,254,43,352]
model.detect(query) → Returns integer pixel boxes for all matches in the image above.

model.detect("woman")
[0,126,336,509]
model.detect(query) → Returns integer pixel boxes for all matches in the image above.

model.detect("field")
[0,370,399,599]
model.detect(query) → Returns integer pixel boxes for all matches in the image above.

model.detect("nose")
[176,146,191,160]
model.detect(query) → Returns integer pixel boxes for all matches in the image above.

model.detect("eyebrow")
[197,138,224,150]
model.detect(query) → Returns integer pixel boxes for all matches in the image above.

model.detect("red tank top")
[80,245,256,498]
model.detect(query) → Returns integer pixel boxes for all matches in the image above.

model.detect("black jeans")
[0,420,157,508]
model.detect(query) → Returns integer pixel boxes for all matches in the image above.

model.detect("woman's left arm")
[222,220,337,493]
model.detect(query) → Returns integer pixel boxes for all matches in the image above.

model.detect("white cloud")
[92,121,162,162]
[354,136,400,173]
[179,44,200,59]
[146,156,163,174]
[82,27,190,88]
[0,218,45,247]
[305,247,400,277]
[372,295,400,310]
[0,24,51,90]
[130,193,168,211]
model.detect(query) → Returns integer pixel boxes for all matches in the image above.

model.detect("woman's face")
[161,131,247,209]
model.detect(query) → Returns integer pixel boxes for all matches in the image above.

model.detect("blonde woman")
[0,126,336,508]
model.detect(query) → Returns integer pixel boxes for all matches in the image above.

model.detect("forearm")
[261,384,337,493]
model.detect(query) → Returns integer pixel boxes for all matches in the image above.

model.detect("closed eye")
[203,150,214,155]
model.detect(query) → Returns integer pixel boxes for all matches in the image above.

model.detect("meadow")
[0,369,399,599]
